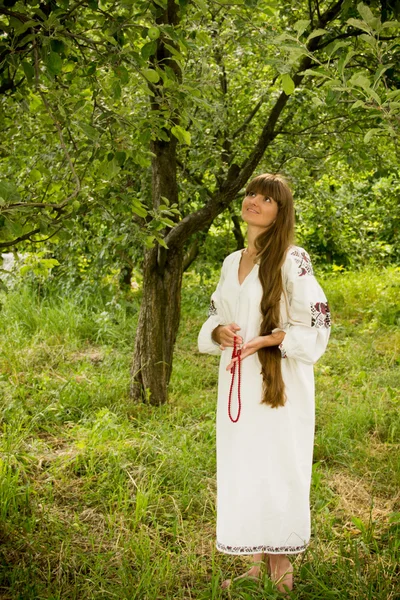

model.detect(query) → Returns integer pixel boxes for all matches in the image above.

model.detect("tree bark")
[231,213,245,251]
[130,244,184,405]
[131,135,182,404]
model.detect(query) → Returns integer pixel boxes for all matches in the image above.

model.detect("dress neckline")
[237,249,258,287]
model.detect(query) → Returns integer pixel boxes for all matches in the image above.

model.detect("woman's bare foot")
[267,554,293,594]
[221,554,264,589]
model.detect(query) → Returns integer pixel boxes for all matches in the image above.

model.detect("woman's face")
[241,191,279,229]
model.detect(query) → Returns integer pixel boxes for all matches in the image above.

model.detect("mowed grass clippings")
[0,267,399,599]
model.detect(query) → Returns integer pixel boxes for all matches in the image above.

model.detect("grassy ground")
[0,267,399,599]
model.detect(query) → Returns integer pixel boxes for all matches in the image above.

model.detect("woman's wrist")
[212,325,222,344]
[262,332,285,347]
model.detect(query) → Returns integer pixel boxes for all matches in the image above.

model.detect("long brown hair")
[245,173,295,408]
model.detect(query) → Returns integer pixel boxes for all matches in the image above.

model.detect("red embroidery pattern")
[311,302,331,328]
[290,248,314,277]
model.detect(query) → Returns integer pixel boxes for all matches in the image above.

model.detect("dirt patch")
[70,349,104,364]
[330,471,399,526]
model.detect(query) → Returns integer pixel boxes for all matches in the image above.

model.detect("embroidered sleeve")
[278,247,331,364]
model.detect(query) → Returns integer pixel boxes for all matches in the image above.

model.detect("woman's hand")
[226,331,286,371]
[212,323,242,349]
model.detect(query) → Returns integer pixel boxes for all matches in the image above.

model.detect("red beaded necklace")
[228,336,242,423]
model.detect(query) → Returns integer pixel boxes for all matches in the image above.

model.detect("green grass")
[0,266,399,599]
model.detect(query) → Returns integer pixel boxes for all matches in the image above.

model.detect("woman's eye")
[264,196,272,203]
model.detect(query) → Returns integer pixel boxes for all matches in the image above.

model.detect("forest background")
[0,0,399,598]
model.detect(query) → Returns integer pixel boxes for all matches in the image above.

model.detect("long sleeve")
[278,247,331,364]
[198,257,229,356]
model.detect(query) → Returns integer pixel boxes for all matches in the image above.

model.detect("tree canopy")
[1,0,399,268]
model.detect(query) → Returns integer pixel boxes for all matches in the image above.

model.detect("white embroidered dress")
[198,246,331,555]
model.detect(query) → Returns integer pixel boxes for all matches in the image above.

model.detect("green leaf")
[132,203,148,218]
[293,19,310,37]
[338,50,355,76]
[365,87,381,104]
[311,96,323,106]
[351,100,365,109]
[350,73,371,90]
[112,80,121,100]
[307,29,327,41]
[45,51,63,75]
[373,64,393,85]
[22,61,35,83]
[0,181,20,203]
[13,19,38,35]
[326,40,350,56]
[115,65,129,84]
[99,157,120,180]
[364,128,381,143]
[382,20,400,29]
[303,68,331,79]
[160,217,175,227]
[18,33,36,47]
[145,235,155,248]
[157,237,169,249]
[63,62,76,73]
[193,0,208,15]
[141,41,157,60]
[28,169,42,183]
[115,151,126,165]
[51,39,65,54]
[171,125,191,145]
[357,2,375,25]
[359,33,377,48]
[142,69,160,83]
[164,43,184,63]
[281,73,295,95]
[78,122,99,141]
[346,18,371,33]
[386,89,400,100]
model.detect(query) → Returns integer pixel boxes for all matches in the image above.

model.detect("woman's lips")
[247,208,259,214]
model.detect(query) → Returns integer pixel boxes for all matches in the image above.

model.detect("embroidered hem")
[216,541,308,555]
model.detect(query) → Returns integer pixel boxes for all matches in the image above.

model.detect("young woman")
[198,173,331,592]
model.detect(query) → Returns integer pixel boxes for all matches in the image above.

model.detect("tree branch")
[0,229,40,249]
[276,114,347,135]
[4,202,69,211]
[28,225,64,243]
[232,91,269,139]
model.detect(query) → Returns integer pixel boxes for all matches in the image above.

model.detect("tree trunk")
[131,137,182,405]
[130,141,182,403]
[130,244,183,405]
